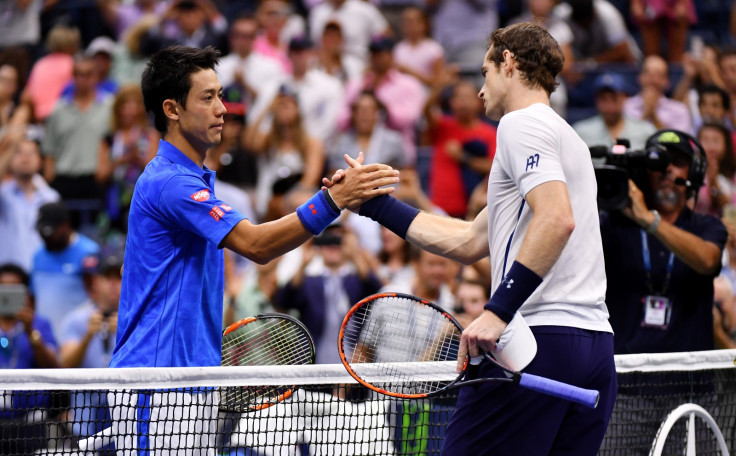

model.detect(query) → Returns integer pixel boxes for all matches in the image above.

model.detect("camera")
[590,139,670,211]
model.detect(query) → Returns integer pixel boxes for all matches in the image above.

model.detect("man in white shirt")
[247,36,344,143]
[216,15,287,110]
[308,0,391,63]
[0,138,60,271]
[333,22,617,455]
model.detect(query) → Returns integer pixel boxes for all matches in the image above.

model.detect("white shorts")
[106,389,219,456]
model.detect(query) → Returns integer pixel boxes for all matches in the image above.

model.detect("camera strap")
[640,230,675,295]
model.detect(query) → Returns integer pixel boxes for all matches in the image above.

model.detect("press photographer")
[598,129,727,354]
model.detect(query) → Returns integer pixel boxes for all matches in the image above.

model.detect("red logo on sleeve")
[191,190,210,202]
[220,204,232,212]
[210,206,224,221]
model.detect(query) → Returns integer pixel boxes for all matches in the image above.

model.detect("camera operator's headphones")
[644,129,707,198]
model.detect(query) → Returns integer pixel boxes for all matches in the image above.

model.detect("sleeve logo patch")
[525,154,540,171]
[210,206,224,221]
[220,204,232,212]
[191,189,210,202]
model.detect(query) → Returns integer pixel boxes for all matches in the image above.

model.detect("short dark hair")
[486,22,563,96]
[141,45,221,133]
[0,263,30,287]
[698,84,730,111]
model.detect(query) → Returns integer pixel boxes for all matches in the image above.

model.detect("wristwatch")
[29,329,43,347]
[646,210,661,234]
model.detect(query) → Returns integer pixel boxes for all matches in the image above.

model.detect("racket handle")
[518,373,599,409]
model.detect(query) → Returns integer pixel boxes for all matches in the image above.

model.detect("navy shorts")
[441,326,617,456]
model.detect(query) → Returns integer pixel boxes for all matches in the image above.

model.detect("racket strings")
[221,317,313,410]
[342,296,462,396]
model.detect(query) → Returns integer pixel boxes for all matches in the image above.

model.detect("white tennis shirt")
[487,103,613,333]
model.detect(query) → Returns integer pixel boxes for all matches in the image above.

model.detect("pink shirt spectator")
[623,94,694,135]
[253,35,293,74]
[342,69,427,164]
[393,39,444,82]
[24,53,74,121]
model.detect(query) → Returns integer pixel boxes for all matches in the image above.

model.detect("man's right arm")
[405,208,490,264]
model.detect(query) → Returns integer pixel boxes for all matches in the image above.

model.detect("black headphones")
[645,129,707,197]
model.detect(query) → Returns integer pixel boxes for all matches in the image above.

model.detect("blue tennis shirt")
[110,140,245,367]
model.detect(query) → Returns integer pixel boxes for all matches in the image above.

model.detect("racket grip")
[518,373,599,409]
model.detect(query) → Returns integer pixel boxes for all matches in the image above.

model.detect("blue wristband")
[358,195,420,239]
[484,261,543,323]
[296,190,341,235]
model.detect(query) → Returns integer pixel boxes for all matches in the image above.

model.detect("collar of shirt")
[156,139,216,187]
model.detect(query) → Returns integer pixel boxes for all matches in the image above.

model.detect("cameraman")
[600,129,727,354]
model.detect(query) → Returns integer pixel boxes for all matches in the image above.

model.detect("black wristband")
[484,261,543,323]
[359,195,420,239]
[322,188,341,212]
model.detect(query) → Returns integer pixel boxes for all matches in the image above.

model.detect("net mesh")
[0,350,733,455]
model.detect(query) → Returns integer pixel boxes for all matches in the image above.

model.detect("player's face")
[178,69,226,152]
[479,48,507,121]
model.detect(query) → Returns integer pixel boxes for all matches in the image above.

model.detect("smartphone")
[0,284,26,317]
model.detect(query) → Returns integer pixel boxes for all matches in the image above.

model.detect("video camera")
[590,139,670,211]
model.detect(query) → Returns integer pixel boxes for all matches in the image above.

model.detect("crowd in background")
[3,0,736,449]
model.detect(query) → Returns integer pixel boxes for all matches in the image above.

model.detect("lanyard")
[640,230,675,295]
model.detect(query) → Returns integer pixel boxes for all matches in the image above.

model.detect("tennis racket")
[220,312,315,412]
[338,292,599,408]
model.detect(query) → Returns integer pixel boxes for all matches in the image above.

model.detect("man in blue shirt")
[108,45,399,455]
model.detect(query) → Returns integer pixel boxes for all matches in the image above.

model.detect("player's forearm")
[224,215,313,265]
[406,210,490,264]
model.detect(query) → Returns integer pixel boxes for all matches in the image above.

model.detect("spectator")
[30,202,100,341]
[393,7,445,87]
[15,24,80,123]
[41,55,113,222]
[430,0,499,76]
[58,253,123,444]
[0,263,58,456]
[96,84,160,233]
[327,90,407,173]
[315,20,364,83]
[244,87,324,221]
[718,47,736,127]
[553,0,639,63]
[205,98,258,192]
[109,14,161,87]
[223,256,279,327]
[0,137,60,272]
[600,129,726,354]
[98,0,170,40]
[381,244,457,311]
[342,37,426,165]
[216,14,286,111]
[424,76,496,218]
[254,0,307,74]
[671,45,725,126]
[276,223,382,364]
[0,0,43,81]
[713,275,736,348]
[692,84,734,134]
[375,225,412,285]
[0,64,19,137]
[248,36,344,144]
[452,275,490,329]
[308,0,391,63]
[631,0,697,63]
[61,36,119,99]
[695,122,736,217]
[573,73,656,150]
[624,55,694,134]
[142,0,227,51]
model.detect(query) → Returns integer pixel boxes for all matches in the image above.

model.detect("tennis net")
[0,349,733,455]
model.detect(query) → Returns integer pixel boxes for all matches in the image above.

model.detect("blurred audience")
[624,55,693,134]
[0,137,60,271]
[254,0,306,73]
[695,122,736,217]
[30,202,100,341]
[142,0,227,51]
[424,76,495,218]
[452,273,490,329]
[631,0,696,63]
[393,7,445,87]
[99,0,170,41]
[573,73,656,150]
[95,84,159,233]
[315,20,364,83]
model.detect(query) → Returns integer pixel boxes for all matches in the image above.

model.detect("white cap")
[85,36,117,57]
[492,312,537,371]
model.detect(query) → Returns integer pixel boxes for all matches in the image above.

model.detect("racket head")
[338,292,466,399]
[220,313,315,411]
